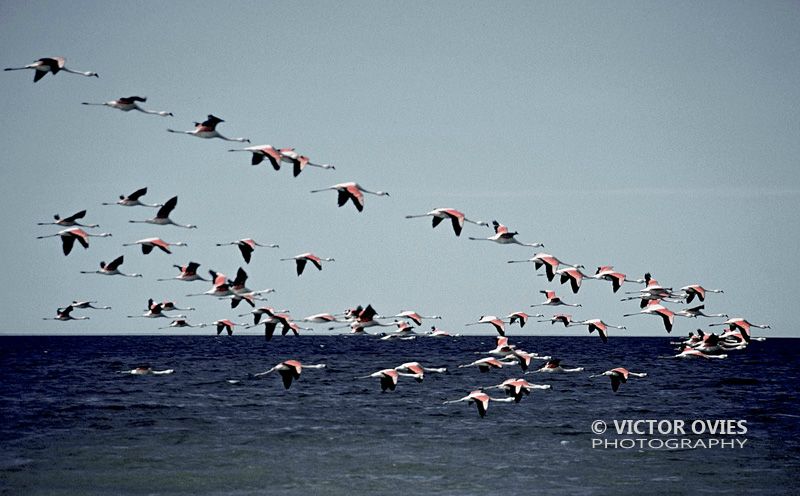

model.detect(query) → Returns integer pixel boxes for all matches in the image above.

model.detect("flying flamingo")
[394,362,447,379]
[37,210,99,228]
[213,319,246,336]
[484,378,551,403]
[280,253,335,276]
[158,319,206,329]
[443,390,515,417]
[405,208,488,237]
[679,284,724,303]
[70,300,112,310]
[569,319,626,343]
[508,252,580,282]
[530,359,584,373]
[672,347,728,359]
[128,299,186,319]
[300,312,344,324]
[357,368,422,392]
[158,301,195,312]
[625,273,676,299]
[506,311,543,328]
[129,196,196,229]
[279,149,335,177]
[254,360,326,389]
[480,336,517,356]
[37,228,112,256]
[157,262,210,282]
[587,266,635,293]
[675,305,728,319]
[5,56,98,82]
[310,182,389,212]
[457,357,514,372]
[553,266,589,294]
[502,350,549,372]
[378,311,442,326]
[337,305,399,333]
[228,145,288,169]
[167,114,250,142]
[123,237,187,255]
[537,314,574,327]
[82,96,172,116]
[623,301,676,333]
[239,306,290,325]
[102,187,162,208]
[710,318,770,342]
[468,220,543,247]
[216,238,278,264]
[427,326,459,337]
[43,305,89,321]
[80,255,142,277]
[590,367,647,392]
[531,290,581,308]
[465,315,506,336]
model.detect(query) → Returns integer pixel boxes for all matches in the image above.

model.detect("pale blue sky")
[2,1,798,336]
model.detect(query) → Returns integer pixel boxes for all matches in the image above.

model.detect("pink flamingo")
[214,319,245,336]
[709,318,770,342]
[82,96,172,116]
[506,311,542,328]
[124,237,187,255]
[457,357,514,372]
[588,266,635,293]
[358,368,422,392]
[675,305,728,319]
[279,149,335,177]
[229,145,288,169]
[679,284,724,303]
[468,220,543,247]
[254,360,326,389]
[129,196,197,229]
[310,182,389,212]
[38,210,99,229]
[38,228,112,256]
[507,252,580,281]
[394,362,447,379]
[531,359,584,373]
[531,290,581,308]
[102,187,162,208]
[623,301,676,333]
[280,253,335,276]
[158,319,206,329]
[378,310,442,326]
[537,314,574,327]
[43,305,89,321]
[167,114,249,142]
[157,262,210,282]
[465,315,506,336]
[484,378,551,402]
[80,255,142,277]
[70,300,112,310]
[5,56,97,82]
[216,238,278,264]
[554,266,588,294]
[569,319,626,343]
[590,367,647,392]
[128,299,186,319]
[443,390,515,417]
[405,208,488,237]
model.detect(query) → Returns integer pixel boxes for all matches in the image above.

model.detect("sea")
[1,335,798,496]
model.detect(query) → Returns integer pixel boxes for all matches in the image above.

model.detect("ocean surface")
[1,335,798,496]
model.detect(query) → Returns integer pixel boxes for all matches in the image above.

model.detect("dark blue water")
[1,335,798,495]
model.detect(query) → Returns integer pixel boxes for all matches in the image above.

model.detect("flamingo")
[710,318,770,343]
[341,305,399,333]
[508,252,580,282]
[82,96,172,116]
[254,360,326,389]
[186,270,234,298]
[279,149,335,177]
[70,300,112,310]
[216,238,278,264]
[300,312,344,324]
[378,311,442,326]
[468,220,543,247]
[253,310,310,340]
[480,336,517,356]
[358,368,422,392]
[427,326,459,337]
[129,196,196,229]
[157,262,209,282]
[465,315,506,336]
[457,357,514,372]
[37,210,99,228]
[310,182,389,212]
[569,319,626,343]
[531,290,581,308]
[43,305,89,321]
[537,314,574,327]
[587,266,635,293]
[228,145,288,169]
[675,305,728,319]
[623,301,676,333]
[239,306,289,325]
[158,319,206,329]
[625,273,677,299]
[37,228,112,256]
[128,299,186,319]
[213,319,244,336]
[506,311,543,328]
[5,56,98,82]
[394,362,447,379]
[672,346,728,359]
[80,255,142,277]
[590,367,647,392]
[554,266,588,294]
[530,359,584,373]
[380,321,420,340]
[158,301,195,312]
[502,350,550,372]
[484,378,551,403]
[102,187,162,208]
[405,208,488,237]
[443,390,515,417]
[123,237,187,255]
[280,253,335,276]
[167,114,249,142]
[679,284,724,303]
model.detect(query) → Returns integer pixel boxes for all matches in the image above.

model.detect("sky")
[1,1,798,337]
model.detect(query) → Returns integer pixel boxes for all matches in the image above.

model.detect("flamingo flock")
[15,53,771,418]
